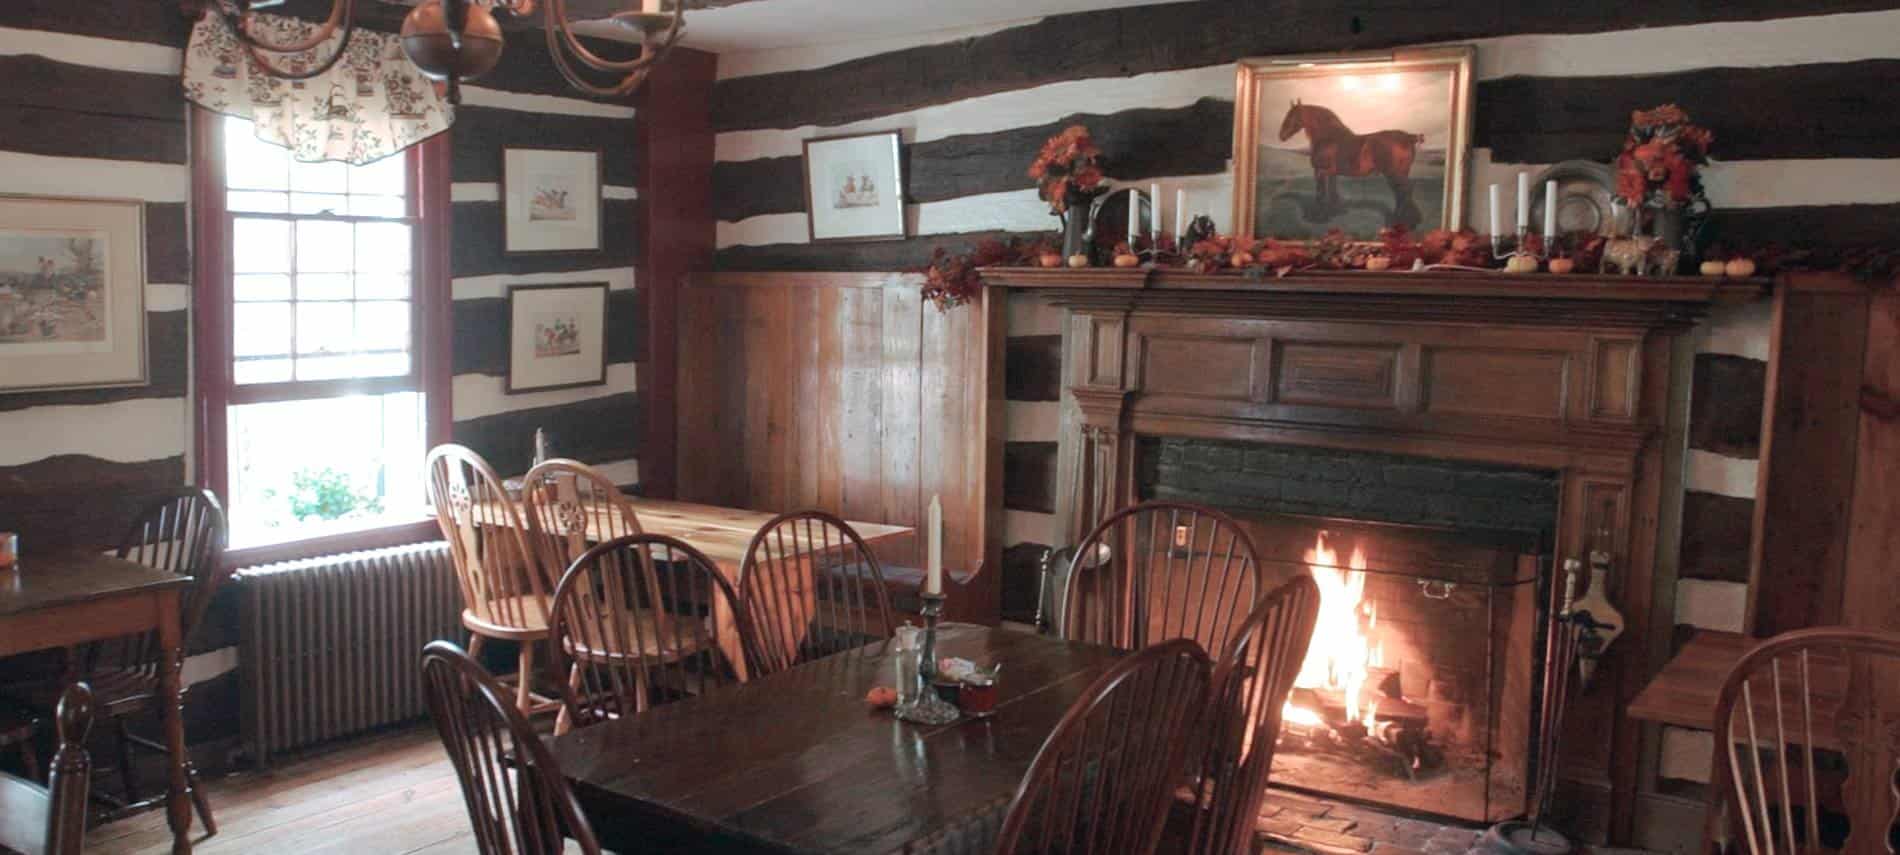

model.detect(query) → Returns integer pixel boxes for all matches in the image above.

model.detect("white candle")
[1149,183,1161,246]
[1488,184,1501,237]
[1543,180,1559,240]
[1174,188,1187,243]
[1516,172,1529,236]
[925,495,943,596]
[1126,188,1137,246]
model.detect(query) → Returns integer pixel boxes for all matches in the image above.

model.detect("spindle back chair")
[738,510,895,678]
[426,444,553,715]
[1188,576,1322,855]
[1061,502,1266,658]
[0,683,93,855]
[420,642,602,855]
[1703,627,1900,855]
[520,458,643,583]
[549,534,753,733]
[995,638,1213,855]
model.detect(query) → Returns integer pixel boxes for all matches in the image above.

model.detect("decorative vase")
[1060,189,1092,260]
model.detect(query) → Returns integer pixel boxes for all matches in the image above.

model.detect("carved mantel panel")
[985,266,1765,841]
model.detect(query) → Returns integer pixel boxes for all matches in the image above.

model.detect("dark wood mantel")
[981,264,1770,843]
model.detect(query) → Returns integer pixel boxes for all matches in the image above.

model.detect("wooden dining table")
[550,624,1124,854]
[485,495,914,679]
[0,551,195,854]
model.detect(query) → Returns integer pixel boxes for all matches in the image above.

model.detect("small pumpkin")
[1067,253,1091,269]
[1505,254,1540,274]
[1113,253,1141,268]
[1725,257,1758,278]
[1699,260,1727,277]
[1547,257,1575,274]
[1037,252,1063,269]
[1363,255,1392,272]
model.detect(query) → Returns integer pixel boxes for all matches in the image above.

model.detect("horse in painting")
[1277,100,1426,226]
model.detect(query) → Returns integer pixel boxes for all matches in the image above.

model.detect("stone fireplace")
[982,266,1763,838]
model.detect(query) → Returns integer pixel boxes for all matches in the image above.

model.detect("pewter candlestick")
[895,592,959,725]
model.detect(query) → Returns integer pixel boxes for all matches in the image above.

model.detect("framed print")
[802,131,906,243]
[503,147,602,254]
[0,195,146,393]
[1231,46,1475,241]
[506,282,608,394]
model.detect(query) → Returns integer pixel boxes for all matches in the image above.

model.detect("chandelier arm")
[546,25,654,98]
[544,0,681,74]
[217,0,354,55]
[241,7,358,81]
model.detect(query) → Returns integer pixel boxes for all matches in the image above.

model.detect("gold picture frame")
[1231,46,1475,242]
[0,195,147,393]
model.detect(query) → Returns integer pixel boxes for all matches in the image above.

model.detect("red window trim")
[191,106,453,566]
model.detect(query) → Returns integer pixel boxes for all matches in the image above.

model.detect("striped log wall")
[0,3,656,753]
[708,2,1897,791]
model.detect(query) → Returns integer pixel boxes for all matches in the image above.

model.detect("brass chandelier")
[190,0,685,100]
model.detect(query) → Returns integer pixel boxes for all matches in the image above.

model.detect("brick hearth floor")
[1253,788,1658,855]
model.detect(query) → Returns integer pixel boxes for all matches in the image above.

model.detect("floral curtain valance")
[182,9,453,165]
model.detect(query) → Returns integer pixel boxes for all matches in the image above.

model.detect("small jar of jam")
[958,674,998,718]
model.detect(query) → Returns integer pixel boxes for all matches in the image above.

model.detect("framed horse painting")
[1231,47,1475,241]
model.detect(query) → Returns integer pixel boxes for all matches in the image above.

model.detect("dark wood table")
[0,551,195,854]
[550,624,1123,854]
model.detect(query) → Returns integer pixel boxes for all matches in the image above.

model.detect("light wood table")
[0,551,194,854]
[489,496,914,678]
[1630,629,1851,749]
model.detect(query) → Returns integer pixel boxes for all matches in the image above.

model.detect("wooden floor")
[86,726,585,855]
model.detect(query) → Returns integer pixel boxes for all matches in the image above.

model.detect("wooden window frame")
[191,106,453,567]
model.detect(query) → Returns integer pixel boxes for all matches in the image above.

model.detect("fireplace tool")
[1480,558,1620,855]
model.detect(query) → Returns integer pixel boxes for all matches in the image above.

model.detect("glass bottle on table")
[893,624,922,705]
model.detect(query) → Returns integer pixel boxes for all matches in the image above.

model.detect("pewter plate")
[1530,160,1629,238]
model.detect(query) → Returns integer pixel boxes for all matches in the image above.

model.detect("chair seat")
[562,609,714,663]
[461,598,553,641]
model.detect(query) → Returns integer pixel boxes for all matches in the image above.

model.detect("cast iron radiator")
[237,541,461,767]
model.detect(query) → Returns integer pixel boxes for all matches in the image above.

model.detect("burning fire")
[1285,533,1384,730]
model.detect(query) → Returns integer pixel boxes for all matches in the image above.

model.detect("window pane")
[295,302,353,355]
[224,118,290,191]
[296,273,353,301]
[233,219,291,273]
[354,273,409,300]
[355,222,410,274]
[290,192,350,215]
[347,195,405,218]
[295,221,353,272]
[228,191,289,214]
[233,357,293,385]
[349,155,407,197]
[233,302,292,357]
[355,301,409,352]
[234,274,292,302]
[290,159,347,193]
[225,391,425,546]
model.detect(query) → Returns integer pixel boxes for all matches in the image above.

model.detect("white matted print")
[0,195,146,392]
[506,283,607,394]
[802,131,905,243]
[504,148,602,253]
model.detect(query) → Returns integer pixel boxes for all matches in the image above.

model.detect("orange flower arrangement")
[1028,125,1106,216]
[1614,104,1712,209]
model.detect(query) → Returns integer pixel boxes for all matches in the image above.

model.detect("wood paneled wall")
[677,272,1003,621]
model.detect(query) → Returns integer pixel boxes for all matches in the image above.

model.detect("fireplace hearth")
[985,265,1753,840]
[1145,438,1554,822]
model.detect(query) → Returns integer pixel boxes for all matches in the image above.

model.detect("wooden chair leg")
[467,634,486,662]
[187,762,217,836]
[554,664,579,736]
[115,716,143,805]
[516,642,537,716]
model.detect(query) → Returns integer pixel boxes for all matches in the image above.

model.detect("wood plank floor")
[85,726,588,855]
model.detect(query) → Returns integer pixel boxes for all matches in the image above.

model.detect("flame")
[1283,532,1380,730]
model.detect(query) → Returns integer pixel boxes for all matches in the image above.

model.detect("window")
[197,113,448,555]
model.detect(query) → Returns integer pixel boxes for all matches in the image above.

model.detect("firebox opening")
[1138,438,1559,824]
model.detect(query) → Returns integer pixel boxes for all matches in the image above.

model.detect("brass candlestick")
[895,592,959,725]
